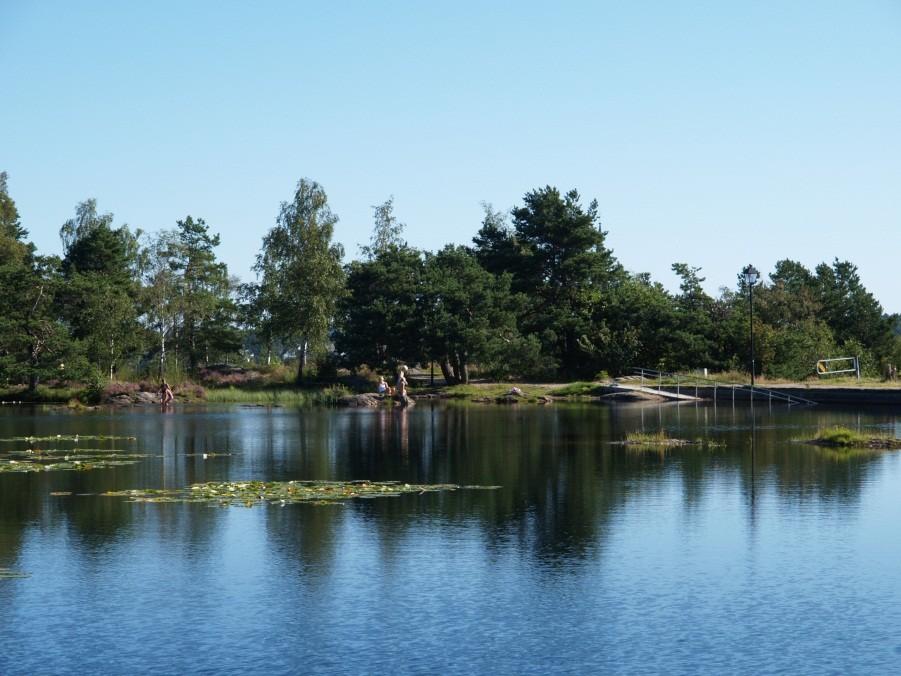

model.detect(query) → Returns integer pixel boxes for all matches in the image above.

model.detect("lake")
[2,401,901,675]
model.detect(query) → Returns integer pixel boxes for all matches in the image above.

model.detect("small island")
[806,426,901,450]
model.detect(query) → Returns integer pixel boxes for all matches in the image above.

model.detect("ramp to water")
[627,368,818,407]
[608,382,700,401]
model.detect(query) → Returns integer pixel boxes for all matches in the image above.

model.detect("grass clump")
[618,430,725,451]
[443,384,506,399]
[0,385,80,404]
[810,426,901,449]
[547,381,599,396]
[203,385,348,406]
[625,430,672,445]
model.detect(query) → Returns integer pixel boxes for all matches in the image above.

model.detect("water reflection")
[2,403,901,673]
[1,404,899,567]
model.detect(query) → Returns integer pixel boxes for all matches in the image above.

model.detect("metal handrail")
[628,367,818,407]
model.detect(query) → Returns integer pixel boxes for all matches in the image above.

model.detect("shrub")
[79,370,106,405]
[104,381,139,398]
[174,382,206,400]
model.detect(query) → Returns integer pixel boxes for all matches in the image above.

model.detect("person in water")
[159,380,174,406]
[395,366,410,405]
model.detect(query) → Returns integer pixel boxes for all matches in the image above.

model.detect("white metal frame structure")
[816,356,860,380]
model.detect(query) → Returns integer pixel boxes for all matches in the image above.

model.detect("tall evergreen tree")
[0,179,81,390]
[336,245,424,372]
[421,245,523,384]
[814,259,891,350]
[58,200,141,379]
[168,216,234,370]
[507,186,620,376]
[0,172,28,241]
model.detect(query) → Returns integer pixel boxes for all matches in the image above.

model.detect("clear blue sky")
[3,1,900,311]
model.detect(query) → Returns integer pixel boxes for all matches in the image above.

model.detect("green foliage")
[80,369,106,405]
[762,321,835,380]
[254,179,346,383]
[421,245,523,383]
[140,232,180,376]
[0,250,84,390]
[0,173,897,387]
[362,196,406,258]
[815,426,865,447]
[335,243,424,372]
[815,259,891,349]
[480,332,556,381]
[55,200,143,381]
[168,216,238,370]
[809,426,901,449]
[0,172,27,241]
[547,381,598,396]
[576,273,669,375]
[203,385,348,406]
[507,186,620,376]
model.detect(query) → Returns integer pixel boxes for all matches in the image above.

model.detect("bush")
[174,382,206,400]
[79,370,106,405]
[196,366,265,388]
[104,381,139,398]
[814,426,871,447]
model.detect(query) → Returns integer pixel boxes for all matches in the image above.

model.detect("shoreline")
[4,378,901,408]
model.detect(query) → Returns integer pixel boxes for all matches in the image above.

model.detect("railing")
[628,368,818,407]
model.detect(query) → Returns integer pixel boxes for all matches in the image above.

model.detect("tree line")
[1,172,898,392]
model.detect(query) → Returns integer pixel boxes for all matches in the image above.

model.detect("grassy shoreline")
[3,376,901,407]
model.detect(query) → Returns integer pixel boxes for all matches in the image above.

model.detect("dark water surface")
[2,402,901,675]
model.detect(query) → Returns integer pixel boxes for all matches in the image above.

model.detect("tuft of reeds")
[203,385,348,406]
[625,430,671,444]
[810,426,901,449]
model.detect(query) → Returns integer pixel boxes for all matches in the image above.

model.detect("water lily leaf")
[98,480,489,507]
[0,568,30,579]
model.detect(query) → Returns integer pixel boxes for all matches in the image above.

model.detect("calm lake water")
[2,401,901,675]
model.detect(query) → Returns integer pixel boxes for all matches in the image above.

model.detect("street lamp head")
[742,264,760,286]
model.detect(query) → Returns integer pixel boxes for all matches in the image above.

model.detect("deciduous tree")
[253,179,345,382]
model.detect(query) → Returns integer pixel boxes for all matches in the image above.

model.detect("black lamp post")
[742,264,760,388]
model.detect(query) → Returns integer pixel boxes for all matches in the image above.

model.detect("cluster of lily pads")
[0,435,137,443]
[0,434,145,473]
[101,480,497,507]
[0,568,29,579]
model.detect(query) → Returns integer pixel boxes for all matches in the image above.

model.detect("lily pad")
[182,452,234,458]
[102,480,499,507]
[0,435,137,444]
[0,568,29,579]
[0,458,142,473]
